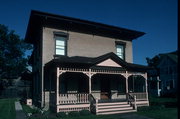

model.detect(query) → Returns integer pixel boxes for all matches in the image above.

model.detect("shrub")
[68,111,80,117]
[56,112,67,118]
[79,110,91,116]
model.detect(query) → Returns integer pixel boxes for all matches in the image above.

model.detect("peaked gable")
[96,58,122,67]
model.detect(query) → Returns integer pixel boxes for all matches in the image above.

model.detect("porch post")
[125,71,128,94]
[125,71,129,101]
[145,73,149,103]
[56,67,60,105]
[157,76,160,97]
[89,69,92,94]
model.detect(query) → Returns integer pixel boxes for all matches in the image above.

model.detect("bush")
[68,111,80,117]
[56,112,67,118]
[79,110,91,116]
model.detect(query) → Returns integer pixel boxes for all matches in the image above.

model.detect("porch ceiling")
[45,52,150,72]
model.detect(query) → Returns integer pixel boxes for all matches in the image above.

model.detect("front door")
[100,78,111,100]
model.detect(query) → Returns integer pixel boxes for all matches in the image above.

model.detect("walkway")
[15,101,26,119]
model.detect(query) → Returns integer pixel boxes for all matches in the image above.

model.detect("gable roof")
[159,51,178,64]
[45,52,150,72]
[25,10,145,44]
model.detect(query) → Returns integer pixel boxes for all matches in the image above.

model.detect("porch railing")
[129,92,148,101]
[59,93,89,104]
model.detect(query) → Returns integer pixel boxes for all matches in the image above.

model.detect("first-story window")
[55,35,67,55]
[116,44,125,60]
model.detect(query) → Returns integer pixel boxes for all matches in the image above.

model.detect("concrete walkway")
[119,113,154,119]
[15,101,26,119]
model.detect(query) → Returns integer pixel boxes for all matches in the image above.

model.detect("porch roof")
[45,52,150,72]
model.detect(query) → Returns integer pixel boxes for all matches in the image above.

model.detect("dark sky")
[0,0,177,65]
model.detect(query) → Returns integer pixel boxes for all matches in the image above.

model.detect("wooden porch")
[50,92,148,114]
[47,67,149,114]
[44,54,150,114]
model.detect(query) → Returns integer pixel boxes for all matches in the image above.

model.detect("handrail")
[127,93,137,110]
[89,94,98,114]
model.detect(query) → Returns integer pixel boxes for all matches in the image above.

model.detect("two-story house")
[25,10,150,115]
[157,51,177,97]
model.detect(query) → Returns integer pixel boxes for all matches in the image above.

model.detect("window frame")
[115,41,126,60]
[54,32,68,56]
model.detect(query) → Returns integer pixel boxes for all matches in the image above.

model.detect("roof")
[25,10,145,44]
[45,52,150,72]
[159,50,178,64]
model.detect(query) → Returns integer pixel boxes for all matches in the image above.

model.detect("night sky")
[0,0,177,65]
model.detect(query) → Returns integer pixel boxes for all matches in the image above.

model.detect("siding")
[42,27,133,66]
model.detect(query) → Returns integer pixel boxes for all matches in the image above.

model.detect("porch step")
[136,101,149,107]
[98,104,130,109]
[96,101,136,115]
[97,101,128,106]
[97,110,136,115]
[98,106,133,112]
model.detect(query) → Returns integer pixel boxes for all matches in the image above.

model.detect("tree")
[0,24,32,79]
[146,55,160,68]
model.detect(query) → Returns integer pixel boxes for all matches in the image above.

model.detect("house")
[147,68,161,97]
[0,70,32,98]
[158,51,178,97]
[25,10,150,115]
[147,51,177,97]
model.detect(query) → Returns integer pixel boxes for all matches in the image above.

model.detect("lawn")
[0,98,17,119]
[137,108,177,119]
[137,97,178,119]
[29,114,124,119]
[22,97,178,119]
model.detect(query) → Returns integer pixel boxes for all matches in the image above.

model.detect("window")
[55,34,67,55]
[116,44,125,60]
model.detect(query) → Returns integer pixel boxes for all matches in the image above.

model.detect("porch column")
[56,67,60,105]
[145,73,149,102]
[157,76,160,97]
[89,69,92,94]
[125,71,128,94]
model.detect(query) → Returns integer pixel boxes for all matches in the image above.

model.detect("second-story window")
[115,41,126,60]
[55,34,67,56]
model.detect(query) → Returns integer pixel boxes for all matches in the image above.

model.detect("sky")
[0,0,178,65]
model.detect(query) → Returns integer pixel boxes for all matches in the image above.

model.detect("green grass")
[137,108,177,119]
[0,98,17,119]
[137,97,178,119]
[29,114,123,119]
[149,97,177,103]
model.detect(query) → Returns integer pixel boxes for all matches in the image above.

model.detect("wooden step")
[98,104,130,109]
[97,110,136,115]
[97,102,128,106]
[98,107,133,112]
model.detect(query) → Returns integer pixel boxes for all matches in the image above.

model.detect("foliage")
[0,24,32,79]
[146,55,160,68]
